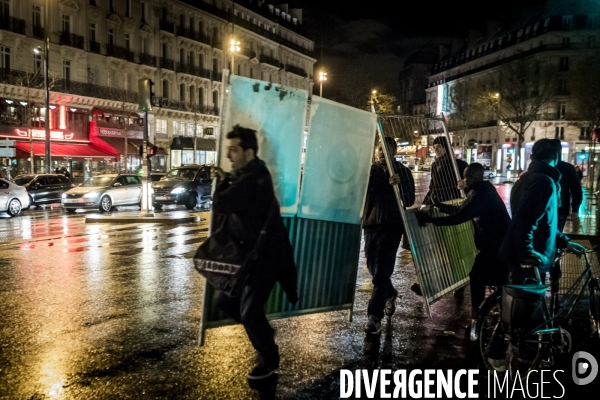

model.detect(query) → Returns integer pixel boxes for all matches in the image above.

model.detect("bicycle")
[477,249,600,374]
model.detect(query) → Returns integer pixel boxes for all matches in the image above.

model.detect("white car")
[61,174,142,213]
[0,178,29,217]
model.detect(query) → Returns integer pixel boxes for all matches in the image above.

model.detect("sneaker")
[487,358,508,372]
[411,283,423,296]
[247,354,279,380]
[385,291,398,317]
[469,319,478,341]
[364,316,382,334]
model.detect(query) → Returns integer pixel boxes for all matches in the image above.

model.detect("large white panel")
[299,97,377,224]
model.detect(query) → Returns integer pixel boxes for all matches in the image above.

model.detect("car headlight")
[171,187,186,194]
[83,191,100,199]
[61,193,67,199]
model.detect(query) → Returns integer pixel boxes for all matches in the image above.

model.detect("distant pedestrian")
[211,125,297,381]
[60,167,71,180]
[416,163,510,340]
[362,136,415,335]
[549,140,582,232]
[574,165,583,182]
[423,136,468,205]
[499,138,586,285]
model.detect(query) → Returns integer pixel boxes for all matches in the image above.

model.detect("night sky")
[300,0,545,97]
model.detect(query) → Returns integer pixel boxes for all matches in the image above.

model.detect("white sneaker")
[487,358,508,372]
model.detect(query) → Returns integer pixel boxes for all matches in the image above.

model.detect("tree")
[370,91,398,115]
[447,80,485,158]
[476,59,556,171]
[571,50,600,131]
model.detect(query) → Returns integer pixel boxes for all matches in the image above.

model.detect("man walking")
[362,136,415,334]
[417,163,510,340]
[550,139,582,232]
[211,125,298,380]
[499,139,585,284]
[423,136,468,205]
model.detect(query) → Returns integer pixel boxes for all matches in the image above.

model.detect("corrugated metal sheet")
[203,217,362,327]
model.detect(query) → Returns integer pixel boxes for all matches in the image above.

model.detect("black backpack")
[394,162,416,208]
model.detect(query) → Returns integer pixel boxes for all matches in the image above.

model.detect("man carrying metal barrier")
[210,125,298,381]
[422,136,468,205]
[416,163,510,341]
[499,138,586,285]
[362,136,415,334]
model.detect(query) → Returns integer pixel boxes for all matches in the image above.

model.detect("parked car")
[150,173,166,182]
[151,165,212,210]
[0,178,29,217]
[13,174,74,207]
[61,174,142,213]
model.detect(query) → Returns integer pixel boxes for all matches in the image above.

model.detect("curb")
[85,215,199,224]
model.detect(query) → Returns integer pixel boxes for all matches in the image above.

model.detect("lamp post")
[318,71,327,97]
[33,43,50,173]
[229,39,240,74]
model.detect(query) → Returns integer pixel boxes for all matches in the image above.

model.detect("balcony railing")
[175,63,213,79]
[52,79,138,103]
[138,53,156,67]
[32,25,44,40]
[89,41,100,53]
[0,67,44,87]
[259,54,281,68]
[239,47,256,59]
[211,70,222,81]
[159,58,175,70]
[159,19,175,34]
[285,64,307,78]
[106,45,134,62]
[0,17,25,35]
[59,31,84,50]
[152,97,219,115]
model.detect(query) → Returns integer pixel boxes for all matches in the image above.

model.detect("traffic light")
[148,145,157,158]
[593,129,599,142]
[507,144,514,154]
[138,78,154,112]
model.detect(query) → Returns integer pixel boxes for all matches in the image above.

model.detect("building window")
[0,46,10,70]
[63,60,71,81]
[173,121,179,136]
[162,80,169,98]
[178,121,185,136]
[179,83,185,101]
[32,5,43,33]
[190,86,195,104]
[212,90,218,107]
[33,53,42,73]
[62,15,71,34]
[141,37,147,54]
[156,119,167,134]
[562,37,570,48]
[125,34,131,51]
[141,2,147,23]
[108,29,114,47]
[107,69,114,87]
[125,0,132,18]
[87,66,96,84]
[558,102,567,119]
[89,23,97,43]
[559,57,569,71]
[180,48,185,64]
[162,42,168,58]
[198,53,204,68]
[186,123,194,136]
[124,72,131,91]
[198,87,204,106]
[562,15,573,30]
[109,0,115,13]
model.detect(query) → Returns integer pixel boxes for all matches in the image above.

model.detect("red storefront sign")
[0,127,87,141]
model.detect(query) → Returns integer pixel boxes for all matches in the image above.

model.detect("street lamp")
[229,39,240,74]
[34,43,50,173]
[318,71,327,97]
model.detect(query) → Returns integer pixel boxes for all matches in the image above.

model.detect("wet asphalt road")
[0,201,599,398]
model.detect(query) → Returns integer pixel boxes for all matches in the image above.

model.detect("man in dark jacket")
[499,139,585,284]
[212,125,298,380]
[550,139,582,232]
[417,163,510,340]
[423,136,468,205]
[362,136,415,334]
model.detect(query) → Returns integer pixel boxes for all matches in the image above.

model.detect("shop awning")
[15,142,117,159]
[95,137,167,155]
[170,136,216,151]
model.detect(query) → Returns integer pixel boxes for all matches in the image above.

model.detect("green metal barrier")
[202,217,362,328]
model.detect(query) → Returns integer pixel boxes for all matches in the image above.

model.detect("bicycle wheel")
[590,279,600,340]
[478,294,508,371]
[478,293,544,374]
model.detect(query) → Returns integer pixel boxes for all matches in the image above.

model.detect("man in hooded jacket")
[212,125,298,381]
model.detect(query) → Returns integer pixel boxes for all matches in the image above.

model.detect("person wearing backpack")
[416,163,511,340]
[362,136,415,334]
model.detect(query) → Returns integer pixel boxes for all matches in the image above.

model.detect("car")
[12,174,74,207]
[61,174,142,213]
[150,173,166,182]
[151,165,212,210]
[0,178,29,217]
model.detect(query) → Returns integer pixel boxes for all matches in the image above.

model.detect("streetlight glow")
[230,39,240,74]
[318,71,327,97]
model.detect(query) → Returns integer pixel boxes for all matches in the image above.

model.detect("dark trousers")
[364,226,402,319]
[470,252,508,310]
[216,272,279,362]
[558,214,568,233]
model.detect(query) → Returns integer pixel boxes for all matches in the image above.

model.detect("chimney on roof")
[289,8,302,24]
